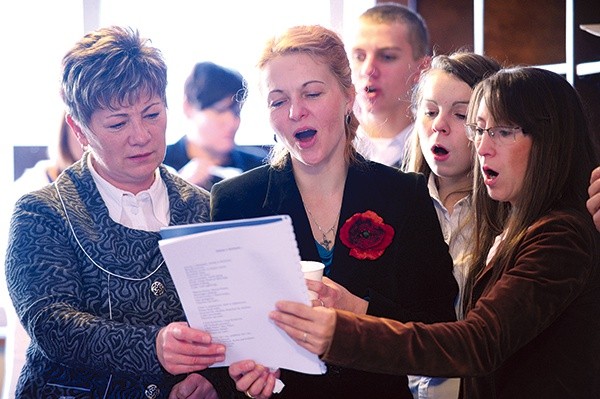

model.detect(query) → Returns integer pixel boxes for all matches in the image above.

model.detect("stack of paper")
[159,215,326,375]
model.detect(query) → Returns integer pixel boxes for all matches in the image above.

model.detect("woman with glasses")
[268,67,600,398]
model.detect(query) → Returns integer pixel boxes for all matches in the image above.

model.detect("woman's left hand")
[269,301,336,355]
[307,277,368,314]
[168,373,218,399]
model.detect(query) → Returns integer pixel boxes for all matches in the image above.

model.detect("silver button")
[151,281,165,296]
[145,384,160,399]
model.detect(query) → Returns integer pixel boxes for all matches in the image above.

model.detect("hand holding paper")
[159,216,326,375]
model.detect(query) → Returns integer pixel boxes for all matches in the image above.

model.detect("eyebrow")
[143,101,162,112]
[352,46,403,53]
[453,101,470,106]
[422,99,470,107]
[106,101,162,118]
[268,80,326,96]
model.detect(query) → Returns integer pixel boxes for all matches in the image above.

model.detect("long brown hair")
[463,67,599,311]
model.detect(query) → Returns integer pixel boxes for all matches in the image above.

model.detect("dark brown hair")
[464,67,599,312]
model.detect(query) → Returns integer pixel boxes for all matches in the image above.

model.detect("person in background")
[5,26,226,398]
[588,166,600,231]
[349,2,430,167]
[403,52,501,399]
[208,24,457,399]
[13,112,84,194]
[269,67,600,399]
[163,61,266,190]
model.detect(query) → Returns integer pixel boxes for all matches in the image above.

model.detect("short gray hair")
[61,26,167,128]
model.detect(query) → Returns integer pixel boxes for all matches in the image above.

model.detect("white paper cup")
[300,261,325,299]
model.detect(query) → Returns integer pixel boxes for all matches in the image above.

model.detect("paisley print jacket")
[6,153,210,398]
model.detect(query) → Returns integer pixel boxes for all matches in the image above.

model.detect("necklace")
[306,208,340,251]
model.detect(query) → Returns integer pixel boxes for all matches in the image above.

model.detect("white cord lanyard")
[54,177,165,282]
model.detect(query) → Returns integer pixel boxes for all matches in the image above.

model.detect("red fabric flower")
[339,210,394,260]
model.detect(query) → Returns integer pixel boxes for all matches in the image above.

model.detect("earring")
[345,113,352,125]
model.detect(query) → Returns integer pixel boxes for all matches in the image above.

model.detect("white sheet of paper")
[159,216,326,375]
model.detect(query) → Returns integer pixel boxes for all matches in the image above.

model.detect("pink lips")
[128,151,154,162]
[294,128,317,148]
[431,144,450,162]
[481,165,498,186]
[362,84,379,101]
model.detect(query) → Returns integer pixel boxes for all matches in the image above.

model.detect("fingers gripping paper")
[159,215,326,375]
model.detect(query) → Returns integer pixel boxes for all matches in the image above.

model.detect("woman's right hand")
[270,301,336,356]
[156,321,226,375]
[306,277,368,314]
[229,360,280,399]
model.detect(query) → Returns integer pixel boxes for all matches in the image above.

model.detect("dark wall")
[380,0,600,134]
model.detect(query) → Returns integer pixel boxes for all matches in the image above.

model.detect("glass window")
[99,0,373,145]
[1,0,373,184]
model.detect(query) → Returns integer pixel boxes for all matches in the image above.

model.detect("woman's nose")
[476,129,495,156]
[432,115,449,135]
[130,119,153,145]
[288,101,308,121]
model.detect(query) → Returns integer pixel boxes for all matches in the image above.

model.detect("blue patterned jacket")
[6,152,210,398]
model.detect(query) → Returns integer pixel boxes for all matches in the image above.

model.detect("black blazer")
[210,156,457,399]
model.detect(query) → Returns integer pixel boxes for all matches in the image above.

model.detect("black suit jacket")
[210,156,457,399]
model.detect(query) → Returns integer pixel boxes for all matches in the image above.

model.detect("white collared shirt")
[354,123,414,166]
[88,156,170,232]
[427,174,473,319]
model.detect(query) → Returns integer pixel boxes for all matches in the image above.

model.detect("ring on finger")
[245,390,255,398]
[318,298,325,307]
[303,332,308,343]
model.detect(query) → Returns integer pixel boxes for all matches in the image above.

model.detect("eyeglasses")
[464,124,522,146]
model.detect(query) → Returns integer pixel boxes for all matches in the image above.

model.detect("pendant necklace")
[306,207,340,251]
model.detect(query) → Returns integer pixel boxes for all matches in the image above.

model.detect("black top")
[210,155,458,399]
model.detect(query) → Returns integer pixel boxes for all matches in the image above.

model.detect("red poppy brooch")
[339,210,395,260]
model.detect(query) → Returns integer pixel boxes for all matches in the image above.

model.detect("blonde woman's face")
[416,70,474,183]
[261,53,353,169]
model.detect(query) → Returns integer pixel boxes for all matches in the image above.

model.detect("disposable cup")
[300,261,325,299]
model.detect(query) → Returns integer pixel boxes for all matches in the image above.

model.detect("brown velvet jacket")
[323,209,600,398]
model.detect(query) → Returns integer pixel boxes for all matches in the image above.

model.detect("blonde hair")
[257,25,359,168]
